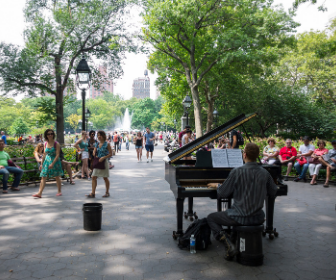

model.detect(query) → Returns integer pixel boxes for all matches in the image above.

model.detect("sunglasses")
[47,133,54,135]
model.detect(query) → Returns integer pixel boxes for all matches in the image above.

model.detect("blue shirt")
[96,142,109,158]
[145,132,155,145]
[1,135,7,144]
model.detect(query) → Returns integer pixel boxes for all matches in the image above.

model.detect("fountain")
[113,108,132,132]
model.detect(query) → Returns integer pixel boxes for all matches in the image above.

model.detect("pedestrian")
[135,132,144,162]
[119,134,123,151]
[144,127,155,163]
[1,131,7,145]
[86,130,112,198]
[182,129,193,160]
[88,130,98,171]
[32,129,63,198]
[113,131,119,154]
[74,131,91,180]
[33,143,44,171]
[126,134,130,150]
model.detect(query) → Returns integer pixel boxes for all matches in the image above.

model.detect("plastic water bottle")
[190,235,196,254]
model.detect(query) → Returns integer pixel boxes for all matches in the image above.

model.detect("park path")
[0,142,336,280]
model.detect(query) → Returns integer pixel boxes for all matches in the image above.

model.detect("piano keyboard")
[184,186,216,191]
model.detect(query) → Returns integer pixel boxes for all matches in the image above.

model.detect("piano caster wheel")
[172,231,178,240]
[262,231,266,237]
[269,234,274,240]
[189,217,194,222]
[274,229,279,237]
[194,212,198,220]
[184,212,188,219]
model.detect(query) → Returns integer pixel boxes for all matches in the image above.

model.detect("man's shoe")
[293,177,301,182]
[283,176,288,181]
[219,231,238,260]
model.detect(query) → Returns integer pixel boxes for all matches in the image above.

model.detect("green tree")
[10,117,30,137]
[143,0,298,137]
[0,0,133,143]
[131,98,157,130]
[66,114,81,132]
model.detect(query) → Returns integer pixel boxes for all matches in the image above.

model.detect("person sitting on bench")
[0,139,24,194]
[207,143,278,260]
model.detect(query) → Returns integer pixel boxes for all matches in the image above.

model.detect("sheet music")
[211,149,229,168]
[227,149,244,167]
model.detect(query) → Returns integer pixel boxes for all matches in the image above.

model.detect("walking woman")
[135,132,144,162]
[75,131,91,180]
[86,130,112,198]
[32,129,63,198]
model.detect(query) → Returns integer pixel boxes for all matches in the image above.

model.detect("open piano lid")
[168,113,257,163]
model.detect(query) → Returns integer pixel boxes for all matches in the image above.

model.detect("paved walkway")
[0,143,336,280]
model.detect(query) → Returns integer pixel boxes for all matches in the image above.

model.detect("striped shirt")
[217,162,278,225]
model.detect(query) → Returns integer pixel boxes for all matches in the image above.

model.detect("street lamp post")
[75,55,92,131]
[213,109,218,127]
[182,95,192,125]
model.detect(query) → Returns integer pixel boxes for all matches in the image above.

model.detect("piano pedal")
[262,228,279,240]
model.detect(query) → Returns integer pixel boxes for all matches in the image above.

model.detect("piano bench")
[232,225,264,266]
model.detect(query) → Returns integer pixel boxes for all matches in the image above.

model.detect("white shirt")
[299,144,315,160]
[182,134,191,146]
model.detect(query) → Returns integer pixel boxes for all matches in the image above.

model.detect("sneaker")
[293,177,301,182]
[147,160,149,163]
[151,159,153,162]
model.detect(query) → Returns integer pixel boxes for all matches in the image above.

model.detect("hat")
[331,140,336,144]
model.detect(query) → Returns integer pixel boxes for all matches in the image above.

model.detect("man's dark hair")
[332,140,336,144]
[44,129,55,141]
[146,127,149,129]
[185,125,191,129]
[89,130,95,136]
[303,136,310,141]
[244,143,260,161]
[97,130,106,141]
[185,129,192,134]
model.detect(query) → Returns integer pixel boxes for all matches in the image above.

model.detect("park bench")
[0,156,78,188]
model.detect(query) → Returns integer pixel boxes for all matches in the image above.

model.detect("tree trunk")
[55,90,65,144]
[190,86,203,138]
[55,57,64,144]
[206,100,214,133]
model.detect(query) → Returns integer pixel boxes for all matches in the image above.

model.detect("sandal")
[56,193,62,196]
[11,187,20,191]
[32,194,42,198]
[69,181,76,185]
[102,193,110,198]
[2,190,8,194]
[86,193,95,198]
[323,184,329,188]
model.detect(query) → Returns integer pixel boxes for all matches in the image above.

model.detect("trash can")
[82,203,103,231]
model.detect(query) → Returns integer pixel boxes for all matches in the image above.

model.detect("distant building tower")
[132,70,150,99]
[89,65,113,99]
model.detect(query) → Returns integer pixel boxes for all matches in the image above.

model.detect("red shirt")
[178,131,186,147]
[279,146,297,161]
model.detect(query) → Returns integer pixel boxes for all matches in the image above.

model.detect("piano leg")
[184,197,197,221]
[263,195,279,240]
[173,198,185,239]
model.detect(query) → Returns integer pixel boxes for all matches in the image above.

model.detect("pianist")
[207,143,278,260]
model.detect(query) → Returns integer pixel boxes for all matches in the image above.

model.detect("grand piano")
[164,113,288,240]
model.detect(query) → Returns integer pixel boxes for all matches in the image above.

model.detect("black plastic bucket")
[235,225,264,266]
[82,203,103,231]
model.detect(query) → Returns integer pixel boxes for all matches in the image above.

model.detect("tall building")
[89,65,113,99]
[132,77,150,99]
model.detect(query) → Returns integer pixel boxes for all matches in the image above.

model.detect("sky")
[0,0,335,101]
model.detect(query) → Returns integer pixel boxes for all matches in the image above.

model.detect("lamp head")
[76,55,92,89]
[182,95,192,109]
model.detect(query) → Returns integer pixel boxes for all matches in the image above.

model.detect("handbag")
[93,157,105,169]
[296,156,307,166]
[308,157,319,164]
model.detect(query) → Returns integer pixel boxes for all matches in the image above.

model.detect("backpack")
[113,135,119,143]
[236,131,244,146]
[177,218,212,250]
